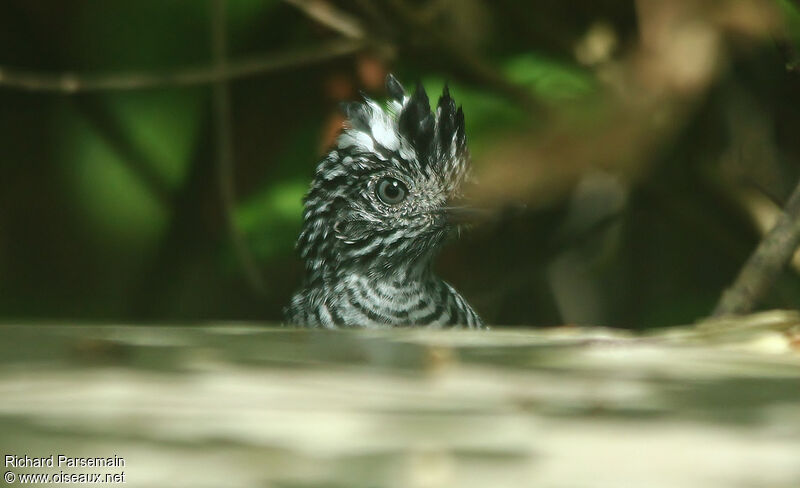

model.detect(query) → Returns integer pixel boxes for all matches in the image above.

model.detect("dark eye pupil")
[384,184,399,198]
[376,178,407,205]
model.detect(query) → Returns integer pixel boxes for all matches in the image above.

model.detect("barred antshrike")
[285,74,483,328]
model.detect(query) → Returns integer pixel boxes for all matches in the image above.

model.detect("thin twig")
[712,177,800,316]
[284,0,365,39]
[0,39,365,93]
[210,0,266,295]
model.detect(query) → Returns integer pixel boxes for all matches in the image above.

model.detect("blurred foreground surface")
[1,311,800,488]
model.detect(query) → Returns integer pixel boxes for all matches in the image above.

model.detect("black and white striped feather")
[284,74,483,329]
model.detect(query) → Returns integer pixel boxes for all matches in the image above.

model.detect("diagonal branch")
[284,0,365,39]
[712,176,800,316]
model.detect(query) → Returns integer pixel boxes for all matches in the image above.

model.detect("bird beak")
[443,206,491,225]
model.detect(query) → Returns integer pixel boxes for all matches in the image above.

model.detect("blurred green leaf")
[56,102,168,246]
[504,53,596,101]
[778,0,800,42]
[237,181,306,230]
[419,55,594,156]
[236,180,306,261]
[105,90,206,189]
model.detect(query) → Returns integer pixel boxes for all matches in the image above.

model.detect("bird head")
[298,74,473,279]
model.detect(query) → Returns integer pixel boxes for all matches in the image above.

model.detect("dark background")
[1,0,799,328]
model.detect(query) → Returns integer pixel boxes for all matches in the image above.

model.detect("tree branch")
[0,39,365,93]
[712,177,800,316]
[284,0,365,39]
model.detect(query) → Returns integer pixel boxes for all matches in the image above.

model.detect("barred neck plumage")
[287,271,482,329]
[285,74,484,329]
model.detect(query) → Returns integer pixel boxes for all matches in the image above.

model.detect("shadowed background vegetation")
[1,0,799,328]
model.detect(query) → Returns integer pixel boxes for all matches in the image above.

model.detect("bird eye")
[376,177,408,205]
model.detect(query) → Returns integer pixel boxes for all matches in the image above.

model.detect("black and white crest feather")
[284,74,483,329]
[337,74,468,183]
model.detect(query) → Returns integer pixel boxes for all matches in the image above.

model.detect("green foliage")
[47,0,281,262]
[50,0,278,251]
[421,54,595,157]
[235,180,306,262]
[504,53,595,101]
[778,0,800,42]
[233,116,324,264]
[106,90,206,189]
[56,101,168,247]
